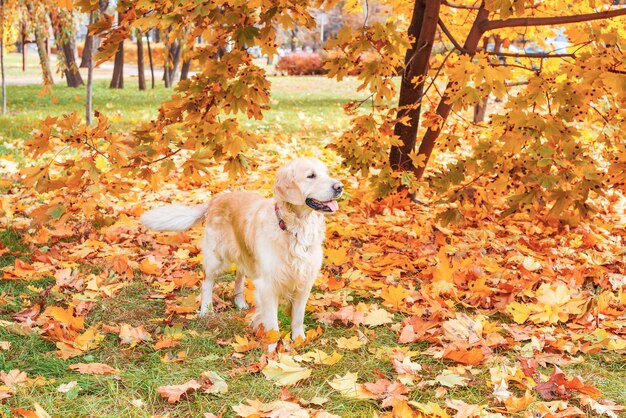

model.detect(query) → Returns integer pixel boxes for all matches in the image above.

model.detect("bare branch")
[483,7,626,31]
[491,62,539,72]
[438,18,470,53]
[485,50,574,58]
[442,0,480,10]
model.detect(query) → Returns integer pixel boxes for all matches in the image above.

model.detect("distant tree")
[85,10,94,125]
[145,31,154,89]
[163,38,181,87]
[80,0,108,68]
[136,28,146,90]
[51,9,83,87]
[26,3,53,85]
[107,14,123,89]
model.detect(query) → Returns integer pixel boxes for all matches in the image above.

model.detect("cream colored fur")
[140,157,343,351]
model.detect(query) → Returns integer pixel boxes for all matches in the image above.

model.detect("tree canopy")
[15,0,626,225]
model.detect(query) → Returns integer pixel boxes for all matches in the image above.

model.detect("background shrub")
[276,52,326,75]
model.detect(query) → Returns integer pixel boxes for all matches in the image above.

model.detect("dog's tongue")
[322,200,339,212]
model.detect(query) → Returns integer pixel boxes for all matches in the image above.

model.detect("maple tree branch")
[608,68,626,75]
[423,48,454,97]
[486,50,574,58]
[441,0,480,10]
[482,7,626,31]
[123,148,182,169]
[492,62,539,73]
[438,18,470,53]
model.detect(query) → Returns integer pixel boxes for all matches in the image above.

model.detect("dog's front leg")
[290,286,313,342]
[254,279,280,352]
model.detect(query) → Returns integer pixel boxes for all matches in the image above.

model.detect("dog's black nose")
[333,182,344,195]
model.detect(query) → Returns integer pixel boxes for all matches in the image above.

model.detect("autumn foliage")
[2,0,626,416]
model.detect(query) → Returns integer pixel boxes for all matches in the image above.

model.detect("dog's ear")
[274,165,306,205]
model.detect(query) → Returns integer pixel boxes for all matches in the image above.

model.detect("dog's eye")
[307,173,316,179]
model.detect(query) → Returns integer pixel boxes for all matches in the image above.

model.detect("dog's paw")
[234,295,249,310]
[198,307,214,318]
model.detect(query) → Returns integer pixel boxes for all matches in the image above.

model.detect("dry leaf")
[157,380,202,403]
[69,363,118,375]
[262,354,311,386]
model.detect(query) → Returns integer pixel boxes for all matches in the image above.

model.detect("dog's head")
[274,157,343,213]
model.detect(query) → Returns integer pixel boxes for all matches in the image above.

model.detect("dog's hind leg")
[233,270,249,310]
[199,274,215,317]
[199,251,224,317]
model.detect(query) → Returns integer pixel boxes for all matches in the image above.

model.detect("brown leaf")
[157,380,201,403]
[69,363,118,375]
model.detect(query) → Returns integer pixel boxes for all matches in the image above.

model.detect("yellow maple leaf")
[335,336,365,350]
[362,307,394,327]
[328,372,373,399]
[296,349,343,365]
[262,354,311,386]
[381,285,409,311]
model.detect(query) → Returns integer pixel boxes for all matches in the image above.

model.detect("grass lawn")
[1,75,625,417]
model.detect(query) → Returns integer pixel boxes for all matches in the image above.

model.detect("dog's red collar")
[274,203,287,231]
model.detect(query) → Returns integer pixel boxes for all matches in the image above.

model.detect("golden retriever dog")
[140,157,343,350]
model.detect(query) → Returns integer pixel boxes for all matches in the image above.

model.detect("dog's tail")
[140,203,209,232]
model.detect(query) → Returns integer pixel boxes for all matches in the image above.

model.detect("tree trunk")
[413,6,488,180]
[136,31,146,90]
[86,12,95,125]
[81,0,109,68]
[389,0,442,173]
[80,34,94,68]
[180,58,191,81]
[146,32,155,89]
[164,40,181,87]
[35,26,54,85]
[110,41,124,88]
[61,41,84,87]
[52,10,84,87]
[21,22,26,71]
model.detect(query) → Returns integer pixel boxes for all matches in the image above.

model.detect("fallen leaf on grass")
[1,369,28,389]
[119,323,151,347]
[445,399,485,418]
[429,369,469,388]
[12,403,52,418]
[160,350,187,363]
[157,372,228,403]
[232,399,315,417]
[328,372,373,400]
[69,363,118,375]
[231,335,259,353]
[381,285,409,310]
[0,341,10,350]
[157,380,202,403]
[579,394,624,418]
[362,307,394,327]
[57,381,79,393]
[262,354,311,386]
[363,379,408,408]
[198,371,228,395]
[296,349,342,365]
[410,401,450,418]
[38,306,84,330]
[503,390,535,413]
[335,335,365,350]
